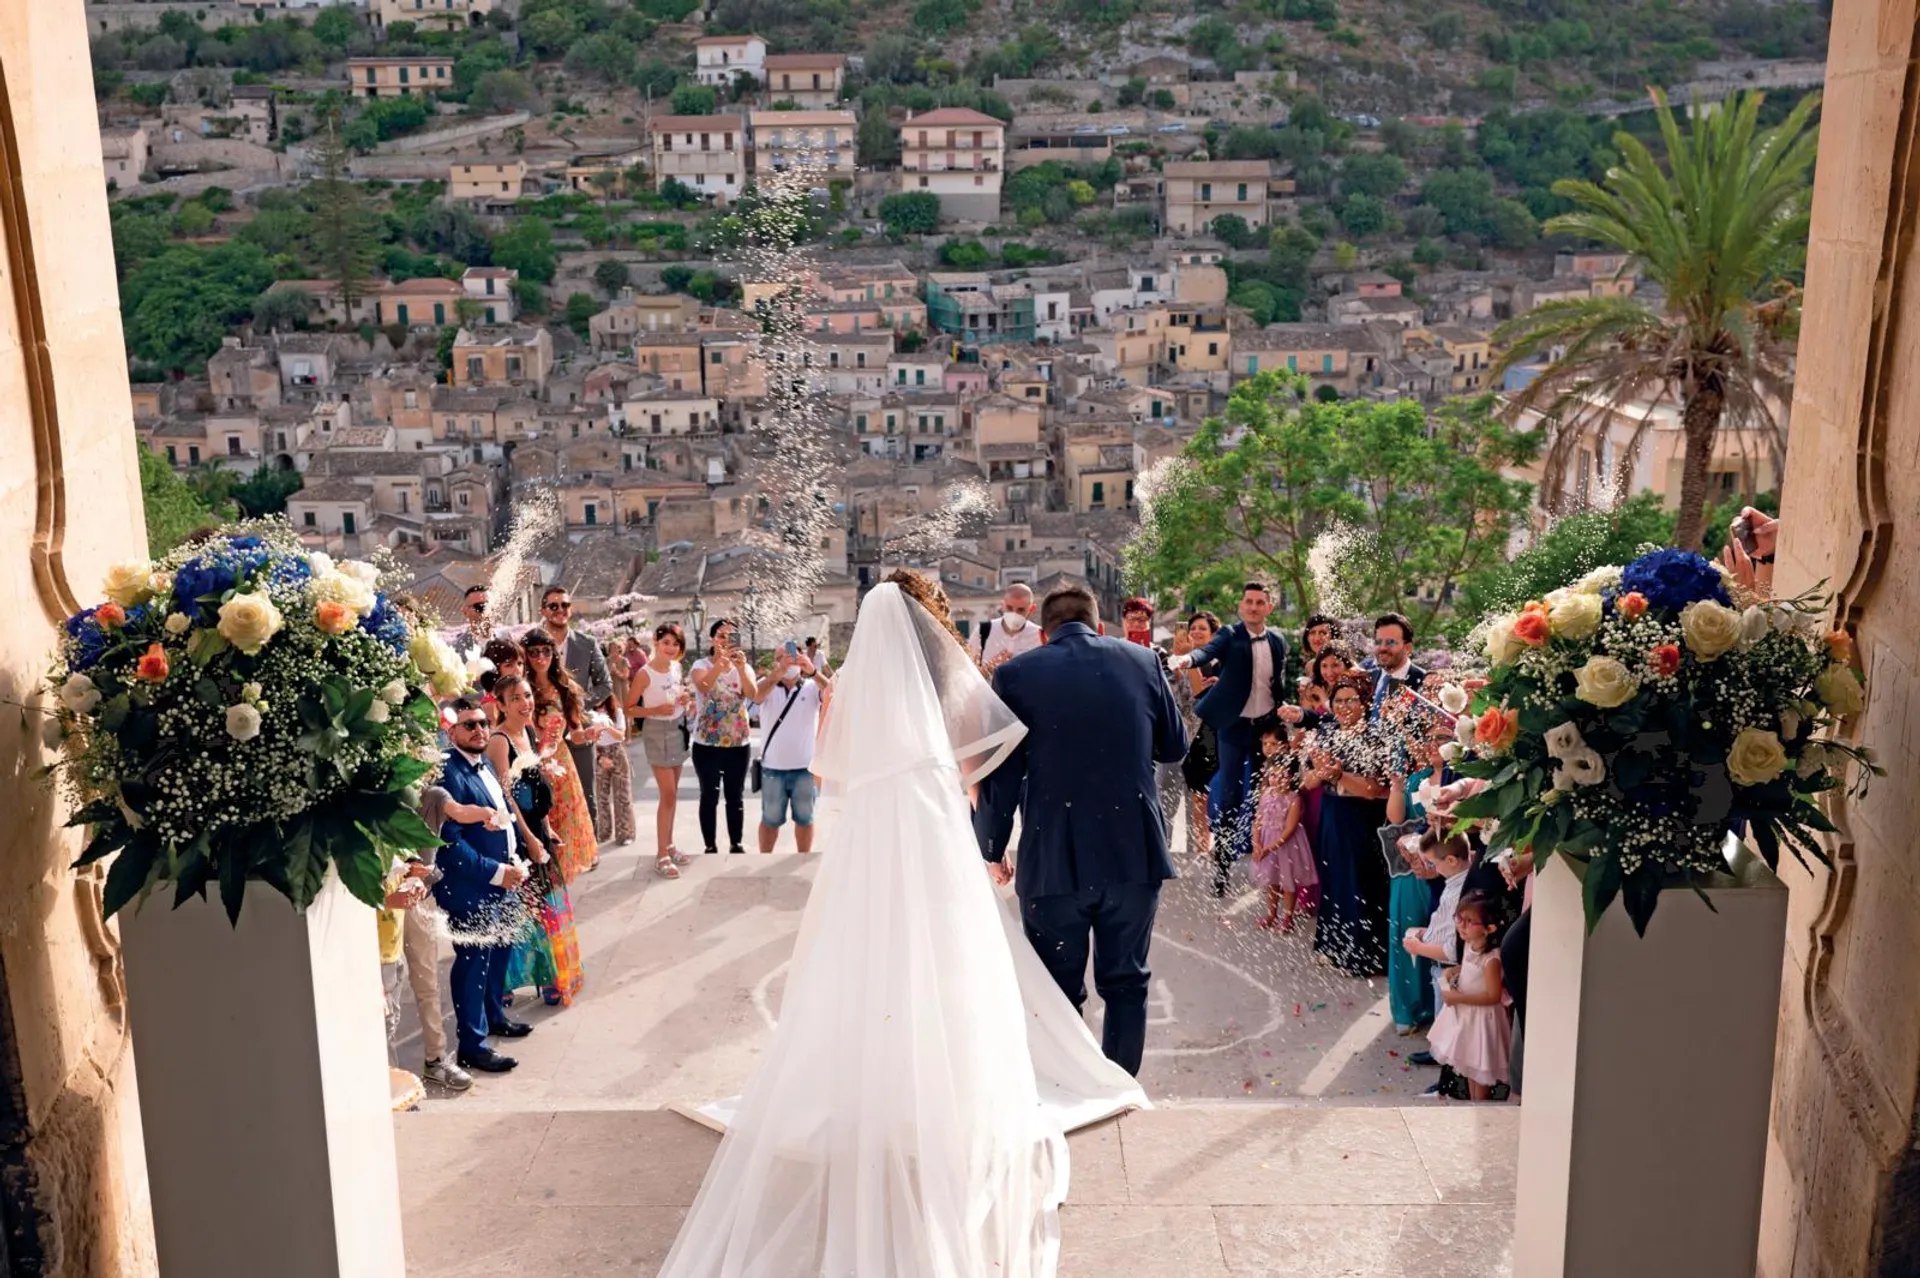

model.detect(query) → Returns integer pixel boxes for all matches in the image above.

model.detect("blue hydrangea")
[63,608,109,671]
[1618,548,1731,615]
[358,593,410,654]
[173,541,273,617]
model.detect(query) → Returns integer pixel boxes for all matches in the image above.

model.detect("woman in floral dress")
[523,629,601,881]
[486,675,584,1008]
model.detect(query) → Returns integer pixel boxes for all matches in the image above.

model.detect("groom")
[975,583,1188,1076]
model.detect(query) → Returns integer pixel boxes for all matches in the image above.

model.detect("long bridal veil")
[657,584,1140,1278]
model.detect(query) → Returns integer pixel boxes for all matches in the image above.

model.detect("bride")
[657,579,1146,1278]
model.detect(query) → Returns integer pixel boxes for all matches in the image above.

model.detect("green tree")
[669,83,718,116]
[1339,151,1407,200]
[939,239,992,269]
[121,242,276,371]
[253,284,315,333]
[1455,492,1673,629]
[491,217,557,283]
[593,258,630,295]
[310,110,378,315]
[1492,90,1818,550]
[1126,373,1535,630]
[311,6,358,48]
[1337,192,1388,238]
[520,7,583,56]
[1210,213,1254,249]
[566,33,635,84]
[473,69,537,111]
[138,444,229,557]
[563,290,602,338]
[231,464,305,517]
[878,191,940,235]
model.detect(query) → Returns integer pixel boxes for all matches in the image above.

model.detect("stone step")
[396,1102,1517,1276]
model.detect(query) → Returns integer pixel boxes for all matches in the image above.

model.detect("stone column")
[1760,3,1920,1274]
[0,2,160,1272]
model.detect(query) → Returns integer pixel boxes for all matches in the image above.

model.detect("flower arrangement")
[1445,548,1878,933]
[45,521,468,923]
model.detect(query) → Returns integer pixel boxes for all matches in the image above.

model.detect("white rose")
[1438,684,1469,715]
[379,679,409,706]
[39,716,65,750]
[58,673,101,715]
[1552,747,1606,789]
[408,632,446,675]
[1484,614,1524,665]
[1737,606,1771,652]
[1680,600,1741,661]
[225,703,263,742]
[1576,565,1623,595]
[308,553,335,577]
[1548,590,1603,641]
[217,593,285,656]
[1543,720,1588,759]
[1573,655,1639,709]
[102,560,156,608]
[241,682,263,704]
[1814,663,1865,717]
[365,698,392,724]
[339,559,380,586]
[164,612,192,636]
[309,570,376,617]
[1438,742,1462,763]
[1454,714,1477,747]
[427,668,465,699]
[1727,726,1789,787]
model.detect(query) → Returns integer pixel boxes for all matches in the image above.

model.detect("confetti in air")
[881,479,993,566]
[485,487,561,616]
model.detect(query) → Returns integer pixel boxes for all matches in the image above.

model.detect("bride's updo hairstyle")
[882,569,963,647]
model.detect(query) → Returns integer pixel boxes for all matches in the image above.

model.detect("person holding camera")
[689,618,766,856]
[754,643,832,854]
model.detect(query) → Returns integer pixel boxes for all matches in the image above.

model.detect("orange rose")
[1474,705,1519,752]
[95,602,127,629]
[1511,607,1551,647]
[134,642,169,682]
[1826,629,1855,666]
[1618,592,1649,619]
[1648,643,1681,678]
[314,599,356,636]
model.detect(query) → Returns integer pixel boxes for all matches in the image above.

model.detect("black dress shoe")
[457,1049,518,1073]
[1409,1050,1437,1067]
[729,844,746,855]
[490,1019,533,1038]
[703,846,719,855]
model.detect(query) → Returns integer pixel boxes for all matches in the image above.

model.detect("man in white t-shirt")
[979,583,1043,669]
[754,646,832,853]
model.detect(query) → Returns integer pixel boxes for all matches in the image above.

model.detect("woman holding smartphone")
[688,618,765,855]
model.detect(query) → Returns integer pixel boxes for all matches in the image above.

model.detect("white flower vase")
[1513,841,1786,1278]
[118,869,406,1278]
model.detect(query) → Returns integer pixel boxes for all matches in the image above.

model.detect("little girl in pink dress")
[1426,891,1513,1101]
[1251,729,1318,931]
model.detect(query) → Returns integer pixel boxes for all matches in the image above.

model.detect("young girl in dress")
[1250,724,1318,932]
[1426,890,1512,1101]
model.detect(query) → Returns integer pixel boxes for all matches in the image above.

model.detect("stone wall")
[1760,4,1920,1275]
[79,3,249,35]
[0,2,157,1273]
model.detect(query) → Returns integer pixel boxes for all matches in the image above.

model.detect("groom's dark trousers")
[976,620,1187,1077]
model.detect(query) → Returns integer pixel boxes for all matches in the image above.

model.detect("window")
[1199,182,1211,201]
[1236,182,1247,201]
[885,414,897,434]
[342,511,357,535]
[466,356,484,382]
[856,413,867,433]
[227,436,242,456]
[919,176,929,188]
[1247,356,1257,375]
[1207,341,1218,357]
[303,510,316,527]
[584,503,598,526]
[1091,481,1105,506]
[1286,355,1297,372]
[506,356,524,380]
[366,67,378,84]
[404,390,418,409]
[897,369,906,384]
[165,445,177,464]
[1322,354,1334,373]
[188,446,200,464]
[710,351,722,364]
[434,302,446,326]
[856,351,866,368]
[915,368,926,386]
[400,67,410,84]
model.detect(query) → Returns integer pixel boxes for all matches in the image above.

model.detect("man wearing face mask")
[979,583,1042,670]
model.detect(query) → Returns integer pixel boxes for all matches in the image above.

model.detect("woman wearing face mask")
[978,584,1042,671]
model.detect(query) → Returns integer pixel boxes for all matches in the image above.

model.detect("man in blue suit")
[1169,583,1291,896]
[976,583,1188,1076]
[436,700,531,1074]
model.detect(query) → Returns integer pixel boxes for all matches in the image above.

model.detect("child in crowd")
[1250,724,1318,931]
[1426,891,1512,1101]
[1401,831,1475,1089]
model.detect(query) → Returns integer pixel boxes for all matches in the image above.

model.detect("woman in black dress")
[1303,674,1393,976]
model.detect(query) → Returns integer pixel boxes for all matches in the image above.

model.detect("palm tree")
[1491,89,1819,550]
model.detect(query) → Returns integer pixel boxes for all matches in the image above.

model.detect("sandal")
[668,847,692,867]
[655,855,682,880]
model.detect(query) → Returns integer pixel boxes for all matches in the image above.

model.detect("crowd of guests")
[1165,584,1529,1102]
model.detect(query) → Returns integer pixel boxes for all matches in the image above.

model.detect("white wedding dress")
[657,584,1147,1278]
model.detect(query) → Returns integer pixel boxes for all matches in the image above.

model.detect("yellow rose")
[309,570,377,617]
[1547,589,1603,641]
[1727,727,1789,787]
[1814,663,1865,717]
[408,632,445,675]
[427,668,466,699]
[1679,600,1741,661]
[1573,655,1638,709]
[1484,614,1524,665]
[1575,565,1622,595]
[102,560,156,608]
[216,592,285,656]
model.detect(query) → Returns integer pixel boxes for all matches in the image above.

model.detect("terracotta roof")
[764,53,846,70]
[903,108,1005,128]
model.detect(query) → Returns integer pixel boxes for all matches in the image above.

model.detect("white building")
[897,107,1006,224]
[694,34,768,87]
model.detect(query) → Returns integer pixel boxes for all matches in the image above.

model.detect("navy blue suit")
[1187,623,1290,886]
[434,750,515,1058]
[976,622,1187,1075]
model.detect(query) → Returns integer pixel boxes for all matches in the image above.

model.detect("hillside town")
[103,0,1801,642]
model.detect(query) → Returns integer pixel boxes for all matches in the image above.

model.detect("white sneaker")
[423,1058,473,1091]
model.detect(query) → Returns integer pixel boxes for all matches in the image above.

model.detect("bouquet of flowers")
[44,521,469,923]
[1444,548,1879,934]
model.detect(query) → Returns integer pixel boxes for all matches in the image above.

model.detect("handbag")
[749,683,805,793]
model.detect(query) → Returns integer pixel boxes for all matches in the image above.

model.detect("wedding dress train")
[657,584,1146,1278]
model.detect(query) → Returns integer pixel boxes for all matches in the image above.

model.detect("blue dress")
[1309,723,1391,976]
[1387,770,1442,1029]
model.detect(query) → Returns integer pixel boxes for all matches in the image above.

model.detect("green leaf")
[320,679,346,718]
[194,677,224,708]
[72,820,134,868]
[380,808,439,851]
[283,819,325,911]
[102,838,160,919]
[98,694,131,734]
[172,847,213,910]
[1581,852,1622,934]
[1750,819,1781,871]
[386,756,432,791]
[65,800,121,830]
[332,843,387,909]
[1620,867,1663,937]
[344,687,378,725]
[218,842,249,926]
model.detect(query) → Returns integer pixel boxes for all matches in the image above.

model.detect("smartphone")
[783,640,799,656]
[1731,514,1758,556]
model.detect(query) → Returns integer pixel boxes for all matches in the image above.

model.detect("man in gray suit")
[536,584,612,825]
